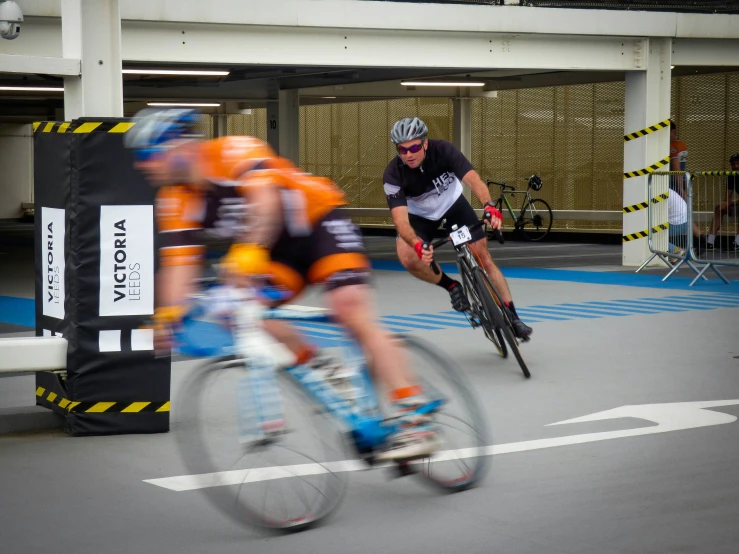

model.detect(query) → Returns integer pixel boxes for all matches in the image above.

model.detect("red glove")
[414,240,425,259]
[483,202,502,222]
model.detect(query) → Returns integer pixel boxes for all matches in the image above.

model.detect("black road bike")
[426,220,531,379]
[487,175,553,242]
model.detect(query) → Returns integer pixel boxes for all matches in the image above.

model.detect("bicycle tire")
[459,256,507,358]
[393,334,490,492]
[174,356,348,532]
[519,198,553,242]
[473,268,531,379]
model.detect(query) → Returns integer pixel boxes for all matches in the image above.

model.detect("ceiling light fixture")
[400,81,486,87]
[0,86,64,92]
[124,69,230,76]
[147,102,221,107]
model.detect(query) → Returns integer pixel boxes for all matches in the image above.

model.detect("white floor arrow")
[145,400,739,492]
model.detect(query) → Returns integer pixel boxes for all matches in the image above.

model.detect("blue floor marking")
[581,301,663,314]
[0,296,34,328]
[382,314,470,329]
[379,316,447,331]
[371,260,739,292]
[602,299,691,312]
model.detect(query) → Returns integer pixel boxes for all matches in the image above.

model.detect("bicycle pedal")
[391,462,418,478]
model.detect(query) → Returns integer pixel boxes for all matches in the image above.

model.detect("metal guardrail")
[0,337,67,375]
[344,208,622,221]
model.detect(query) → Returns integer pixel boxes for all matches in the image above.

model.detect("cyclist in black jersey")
[383,117,532,340]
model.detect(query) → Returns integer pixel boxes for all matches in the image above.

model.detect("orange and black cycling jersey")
[156,136,347,267]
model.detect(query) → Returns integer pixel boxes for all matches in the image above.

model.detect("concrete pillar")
[453,93,472,201]
[61,0,123,119]
[622,38,672,266]
[278,89,300,165]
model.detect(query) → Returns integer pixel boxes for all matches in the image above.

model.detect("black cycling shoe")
[448,283,471,312]
[511,318,533,341]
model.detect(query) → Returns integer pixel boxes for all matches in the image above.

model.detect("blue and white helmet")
[124,108,201,161]
[390,117,428,144]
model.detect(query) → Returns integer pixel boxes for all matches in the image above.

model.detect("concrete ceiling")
[0,62,733,122]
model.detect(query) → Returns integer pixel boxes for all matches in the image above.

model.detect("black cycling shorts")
[268,208,370,302]
[406,194,486,244]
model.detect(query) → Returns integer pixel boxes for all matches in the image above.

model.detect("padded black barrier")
[33,118,171,436]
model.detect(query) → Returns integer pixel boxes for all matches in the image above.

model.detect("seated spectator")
[706,153,739,251]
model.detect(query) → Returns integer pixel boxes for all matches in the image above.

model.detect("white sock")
[707,234,715,245]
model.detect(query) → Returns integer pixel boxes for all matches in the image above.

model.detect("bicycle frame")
[497,189,533,226]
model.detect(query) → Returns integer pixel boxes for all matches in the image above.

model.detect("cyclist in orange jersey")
[125,108,440,461]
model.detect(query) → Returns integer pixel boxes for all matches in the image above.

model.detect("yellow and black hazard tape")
[693,171,739,177]
[623,156,670,179]
[32,121,136,134]
[36,386,169,413]
[624,119,671,142]
[622,223,669,243]
[623,192,669,214]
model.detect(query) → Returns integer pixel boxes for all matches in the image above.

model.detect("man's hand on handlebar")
[414,240,435,264]
[483,202,503,230]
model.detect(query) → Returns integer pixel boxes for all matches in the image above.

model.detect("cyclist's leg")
[308,210,440,459]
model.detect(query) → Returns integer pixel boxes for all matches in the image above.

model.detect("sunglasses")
[397,141,425,155]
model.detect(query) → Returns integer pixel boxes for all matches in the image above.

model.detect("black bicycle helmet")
[527,174,543,191]
[730,153,739,164]
[390,117,428,144]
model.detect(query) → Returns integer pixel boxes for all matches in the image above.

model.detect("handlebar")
[487,180,516,191]
[423,219,504,275]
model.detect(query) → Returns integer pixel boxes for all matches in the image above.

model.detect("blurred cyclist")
[125,108,439,461]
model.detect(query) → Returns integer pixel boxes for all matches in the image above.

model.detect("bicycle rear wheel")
[519,198,553,241]
[460,258,507,358]
[393,334,490,492]
[473,268,531,379]
[174,357,347,532]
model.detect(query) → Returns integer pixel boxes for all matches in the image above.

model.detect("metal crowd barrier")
[690,171,739,282]
[637,172,707,283]
[638,171,736,286]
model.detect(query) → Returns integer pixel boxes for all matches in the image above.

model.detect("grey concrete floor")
[1,233,739,553]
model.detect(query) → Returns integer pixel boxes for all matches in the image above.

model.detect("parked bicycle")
[487,175,553,241]
[426,221,531,379]
[173,283,490,532]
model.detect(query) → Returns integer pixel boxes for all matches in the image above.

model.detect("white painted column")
[453,94,472,201]
[61,0,123,120]
[622,38,671,266]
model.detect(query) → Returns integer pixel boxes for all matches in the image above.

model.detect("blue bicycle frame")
[178,300,444,456]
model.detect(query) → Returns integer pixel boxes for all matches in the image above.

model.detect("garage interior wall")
[223,71,739,234]
[0,124,34,220]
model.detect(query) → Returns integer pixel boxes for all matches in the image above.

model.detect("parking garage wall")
[219,71,739,234]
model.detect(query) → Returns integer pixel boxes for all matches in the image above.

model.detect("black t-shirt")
[728,174,738,194]
[383,139,474,221]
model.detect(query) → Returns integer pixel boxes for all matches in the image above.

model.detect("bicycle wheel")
[460,257,507,358]
[473,268,531,379]
[393,334,490,492]
[519,198,553,241]
[174,356,348,532]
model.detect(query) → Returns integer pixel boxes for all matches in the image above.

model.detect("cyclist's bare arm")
[461,170,501,230]
[156,264,200,310]
[391,205,422,248]
[390,206,433,263]
[237,180,284,248]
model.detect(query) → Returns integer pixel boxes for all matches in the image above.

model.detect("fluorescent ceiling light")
[400,81,486,87]
[124,69,230,76]
[0,86,64,92]
[147,102,221,107]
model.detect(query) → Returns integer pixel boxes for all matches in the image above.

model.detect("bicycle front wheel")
[460,257,507,358]
[473,268,531,379]
[174,357,348,532]
[394,334,490,492]
[519,198,553,241]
